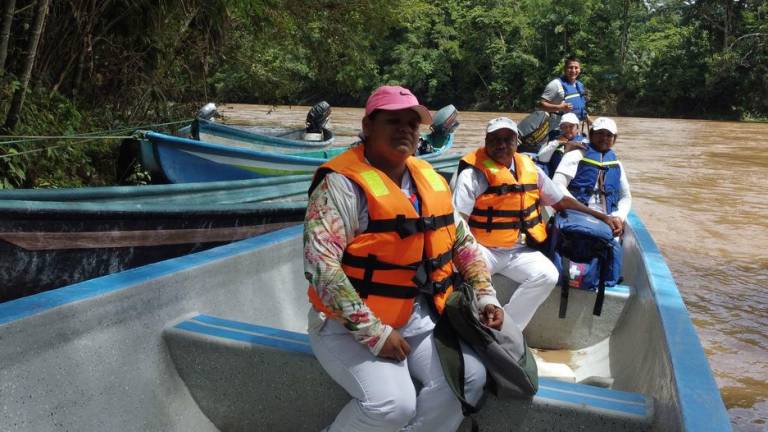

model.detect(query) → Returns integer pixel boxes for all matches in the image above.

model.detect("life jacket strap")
[365,213,454,239]
[568,186,619,197]
[470,202,539,219]
[468,212,543,232]
[350,272,456,299]
[484,183,537,195]
[412,250,454,288]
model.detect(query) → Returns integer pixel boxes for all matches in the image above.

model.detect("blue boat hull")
[140,130,456,183]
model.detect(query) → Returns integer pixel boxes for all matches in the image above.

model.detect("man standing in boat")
[452,117,621,331]
[537,56,591,139]
[304,85,504,432]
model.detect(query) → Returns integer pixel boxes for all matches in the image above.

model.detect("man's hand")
[480,304,504,330]
[563,140,587,152]
[603,215,624,236]
[378,330,411,362]
[560,102,573,112]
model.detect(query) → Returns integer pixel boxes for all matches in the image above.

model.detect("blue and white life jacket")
[568,144,622,214]
[558,77,587,121]
[547,132,586,178]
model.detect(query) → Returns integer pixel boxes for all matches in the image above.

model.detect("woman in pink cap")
[304,85,503,431]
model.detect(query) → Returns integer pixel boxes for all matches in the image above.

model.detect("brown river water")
[219,103,768,431]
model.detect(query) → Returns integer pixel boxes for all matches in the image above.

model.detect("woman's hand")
[377,330,411,362]
[480,304,504,330]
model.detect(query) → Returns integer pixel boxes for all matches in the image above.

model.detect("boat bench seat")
[164,313,653,432]
[494,274,633,350]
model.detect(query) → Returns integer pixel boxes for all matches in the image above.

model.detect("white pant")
[479,244,559,331]
[310,319,485,432]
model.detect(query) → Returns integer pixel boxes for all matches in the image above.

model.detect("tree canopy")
[0,0,766,186]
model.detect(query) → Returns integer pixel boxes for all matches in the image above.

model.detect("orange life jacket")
[307,146,457,328]
[458,148,547,248]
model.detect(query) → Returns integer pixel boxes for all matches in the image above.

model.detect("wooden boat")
[0,211,730,431]
[139,104,459,183]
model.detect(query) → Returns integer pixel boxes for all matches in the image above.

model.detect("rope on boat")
[0,119,191,146]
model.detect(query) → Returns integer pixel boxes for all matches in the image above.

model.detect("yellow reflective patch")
[421,168,446,192]
[361,170,389,197]
[482,159,499,173]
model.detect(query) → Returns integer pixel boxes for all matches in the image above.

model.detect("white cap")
[486,117,518,134]
[591,117,617,135]
[559,112,579,125]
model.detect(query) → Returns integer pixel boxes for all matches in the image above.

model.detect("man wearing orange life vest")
[304,86,503,432]
[453,117,622,331]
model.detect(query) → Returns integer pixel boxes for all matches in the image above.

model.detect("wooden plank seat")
[164,313,653,432]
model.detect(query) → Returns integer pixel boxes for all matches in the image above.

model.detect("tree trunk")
[0,0,16,74]
[618,0,631,68]
[3,0,50,132]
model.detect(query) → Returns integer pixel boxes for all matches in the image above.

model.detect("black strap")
[411,251,454,289]
[593,248,611,316]
[558,256,571,319]
[484,183,537,195]
[349,273,456,299]
[470,202,539,219]
[343,250,452,273]
[468,213,542,232]
[365,213,454,239]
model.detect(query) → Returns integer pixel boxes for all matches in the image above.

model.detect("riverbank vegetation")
[1,0,766,187]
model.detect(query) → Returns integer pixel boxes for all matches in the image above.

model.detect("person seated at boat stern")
[537,56,591,139]
[452,117,622,331]
[537,112,588,177]
[553,117,632,234]
[304,85,504,432]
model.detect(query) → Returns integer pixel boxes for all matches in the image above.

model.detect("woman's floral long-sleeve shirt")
[304,171,500,355]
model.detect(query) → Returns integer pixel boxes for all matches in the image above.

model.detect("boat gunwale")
[626,212,730,431]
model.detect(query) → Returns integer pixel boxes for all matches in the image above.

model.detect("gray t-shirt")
[541,78,565,131]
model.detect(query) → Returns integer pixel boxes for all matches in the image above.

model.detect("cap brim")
[591,126,617,134]
[486,124,519,135]
[374,103,432,125]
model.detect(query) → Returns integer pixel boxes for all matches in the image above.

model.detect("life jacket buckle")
[418,216,436,231]
[496,184,512,195]
[395,214,416,239]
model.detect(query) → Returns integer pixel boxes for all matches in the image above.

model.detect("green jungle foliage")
[0,0,766,187]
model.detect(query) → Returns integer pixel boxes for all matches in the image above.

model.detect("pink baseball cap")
[365,85,432,125]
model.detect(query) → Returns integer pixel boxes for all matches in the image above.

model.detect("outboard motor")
[431,104,459,136]
[191,103,219,140]
[418,104,459,154]
[304,101,331,141]
[197,102,219,121]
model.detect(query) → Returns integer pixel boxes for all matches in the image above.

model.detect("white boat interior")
[0,211,730,431]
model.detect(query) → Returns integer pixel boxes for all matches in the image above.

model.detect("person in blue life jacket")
[452,117,623,332]
[537,56,591,140]
[536,112,587,178]
[552,117,632,287]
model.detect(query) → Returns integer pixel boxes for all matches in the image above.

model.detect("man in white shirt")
[452,117,622,330]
